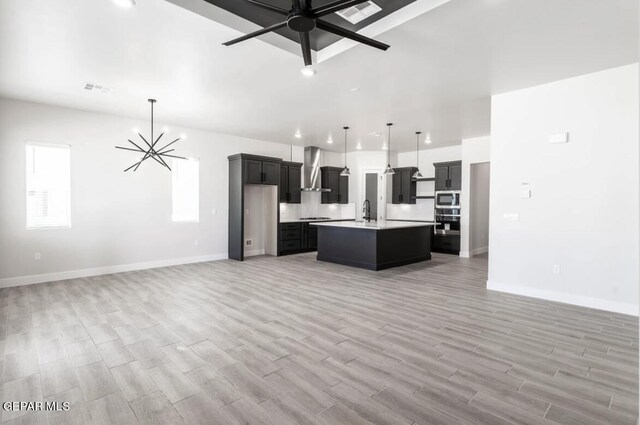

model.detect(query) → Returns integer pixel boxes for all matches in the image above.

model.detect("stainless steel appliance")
[301,146,331,192]
[435,191,461,209]
[434,208,461,235]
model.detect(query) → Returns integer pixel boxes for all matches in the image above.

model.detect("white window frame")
[25,141,71,230]
[171,158,200,223]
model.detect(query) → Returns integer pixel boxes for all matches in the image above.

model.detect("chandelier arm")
[156,138,181,154]
[137,133,153,149]
[153,132,165,147]
[127,139,148,152]
[116,146,145,153]
[153,151,172,169]
[157,152,187,159]
[124,161,143,172]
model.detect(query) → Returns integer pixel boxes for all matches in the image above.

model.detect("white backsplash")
[280,192,356,220]
[386,201,435,221]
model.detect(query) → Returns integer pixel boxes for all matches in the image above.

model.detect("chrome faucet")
[363,199,371,222]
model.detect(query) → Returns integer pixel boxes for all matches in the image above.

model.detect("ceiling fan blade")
[243,0,288,15]
[223,21,288,46]
[315,19,389,50]
[299,32,312,66]
[313,0,369,17]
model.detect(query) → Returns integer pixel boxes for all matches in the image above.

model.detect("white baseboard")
[244,249,266,257]
[472,246,488,256]
[0,253,228,288]
[459,247,488,258]
[487,280,638,316]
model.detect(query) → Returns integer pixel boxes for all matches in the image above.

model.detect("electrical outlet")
[553,264,560,274]
[34,252,41,261]
[246,239,252,246]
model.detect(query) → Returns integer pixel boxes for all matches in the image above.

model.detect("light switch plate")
[503,213,520,221]
[549,132,569,144]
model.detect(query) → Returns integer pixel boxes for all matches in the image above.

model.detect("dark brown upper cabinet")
[320,166,348,204]
[391,167,418,204]
[279,161,302,204]
[244,157,280,185]
[434,161,462,191]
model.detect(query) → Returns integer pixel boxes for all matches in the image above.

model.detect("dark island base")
[316,225,431,271]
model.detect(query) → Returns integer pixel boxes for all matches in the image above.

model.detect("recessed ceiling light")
[294,131,302,139]
[368,131,382,137]
[300,67,316,77]
[112,0,136,8]
[162,126,170,133]
[425,134,432,144]
[132,127,140,134]
[327,137,333,144]
[180,133,187,140]
[356,143,362,150]
[350,87,359,92]
[382,144,387,150]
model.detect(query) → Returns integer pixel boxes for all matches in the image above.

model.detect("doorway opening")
[469,162,490,257]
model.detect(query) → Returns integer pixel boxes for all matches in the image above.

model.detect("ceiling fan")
[222,0,390,66]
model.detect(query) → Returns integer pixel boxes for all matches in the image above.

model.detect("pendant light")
[383,123,395,175]
[412,131,423,179]
[340,126,350,176]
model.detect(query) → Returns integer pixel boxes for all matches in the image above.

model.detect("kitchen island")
[311,221,436,271]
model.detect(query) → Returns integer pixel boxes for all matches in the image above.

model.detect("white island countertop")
[311,220,437,230]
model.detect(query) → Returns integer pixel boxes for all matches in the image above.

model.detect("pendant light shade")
[412,131,423,179]
[340,126,350,176]
[383,123,395,175]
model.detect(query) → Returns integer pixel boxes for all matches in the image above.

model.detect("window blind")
[25,142,71,229]
[172,158,199,222]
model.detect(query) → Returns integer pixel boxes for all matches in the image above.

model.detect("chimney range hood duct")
[302,146,331,192]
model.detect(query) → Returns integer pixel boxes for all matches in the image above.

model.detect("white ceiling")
[0,0,637,152]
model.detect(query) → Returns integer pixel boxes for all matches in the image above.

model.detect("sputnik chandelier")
[116,99,185,172]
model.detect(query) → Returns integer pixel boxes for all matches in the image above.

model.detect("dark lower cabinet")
[432,234,460,255]
[279,222,319,255]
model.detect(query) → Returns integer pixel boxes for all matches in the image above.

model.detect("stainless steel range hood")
[302,146,331,192]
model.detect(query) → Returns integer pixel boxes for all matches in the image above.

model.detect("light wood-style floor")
[0,253,637,425]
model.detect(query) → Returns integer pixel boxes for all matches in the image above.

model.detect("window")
[26,142,71,229]
[172,158,199,222]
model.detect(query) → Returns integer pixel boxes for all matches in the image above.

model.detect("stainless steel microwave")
[435,191,461,208]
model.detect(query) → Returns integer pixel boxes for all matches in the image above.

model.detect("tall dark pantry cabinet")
[228,154,282,261]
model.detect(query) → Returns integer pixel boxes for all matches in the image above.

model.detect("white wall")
[0,98,296,285]
[460,136,491,257]
[488,63,639,316]
[469,162,490,254]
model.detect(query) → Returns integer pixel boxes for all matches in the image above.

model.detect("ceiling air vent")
[83,83,113,94]
[335,1,382,25]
